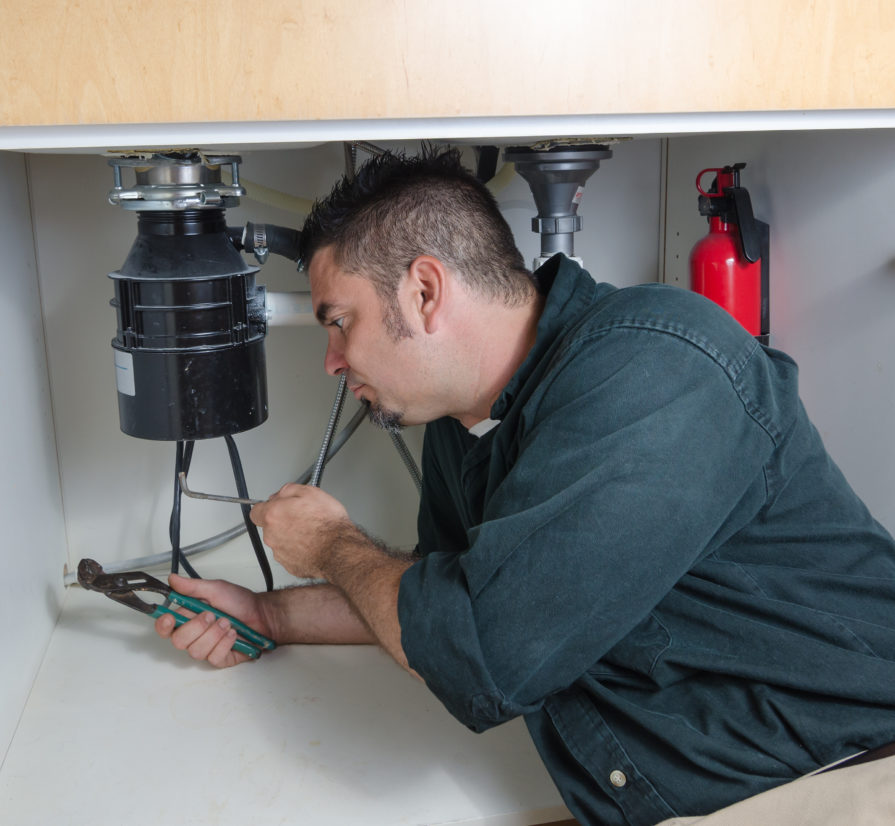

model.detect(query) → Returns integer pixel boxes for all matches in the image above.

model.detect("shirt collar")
[467,417,501,437]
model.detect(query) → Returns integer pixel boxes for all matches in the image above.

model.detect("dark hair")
[299,146,533,307]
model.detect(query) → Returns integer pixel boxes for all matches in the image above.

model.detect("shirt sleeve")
[398,326,777,732]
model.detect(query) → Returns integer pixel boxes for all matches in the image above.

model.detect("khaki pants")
[655,755,895,826]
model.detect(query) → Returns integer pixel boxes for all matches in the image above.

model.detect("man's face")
[308,247,425,430]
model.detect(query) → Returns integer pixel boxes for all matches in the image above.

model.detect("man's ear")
[406,255,449,333]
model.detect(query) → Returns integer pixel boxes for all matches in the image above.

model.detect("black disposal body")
[110,208,268,441]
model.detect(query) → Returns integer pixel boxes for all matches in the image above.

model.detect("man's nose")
[323,338,348,377]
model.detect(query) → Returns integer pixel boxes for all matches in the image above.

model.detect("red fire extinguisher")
[689,163,770,344]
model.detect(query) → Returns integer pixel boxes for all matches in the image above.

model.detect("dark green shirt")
[397,255,895,825]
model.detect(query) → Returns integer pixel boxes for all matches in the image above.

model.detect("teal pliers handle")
[152,592,277,660]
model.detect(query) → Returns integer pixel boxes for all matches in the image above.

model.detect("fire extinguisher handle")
[728,187,762,263]
[695,168,724,197]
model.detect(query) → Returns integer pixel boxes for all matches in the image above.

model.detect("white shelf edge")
[3,109,895,153]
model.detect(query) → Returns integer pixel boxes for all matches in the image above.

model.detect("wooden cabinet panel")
[2,0,894,127]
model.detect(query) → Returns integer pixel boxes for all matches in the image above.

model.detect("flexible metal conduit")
[389,430,423,494]
[310,374,347,488]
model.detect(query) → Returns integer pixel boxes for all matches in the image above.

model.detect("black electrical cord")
[170,440,200,578]
[169,442,183,576]
[225,434,274,592]
[180,441,199,576]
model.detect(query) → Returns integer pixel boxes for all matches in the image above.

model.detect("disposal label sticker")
[114,350,136,396]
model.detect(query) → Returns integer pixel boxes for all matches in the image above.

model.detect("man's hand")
[251,482,417,674]
[250,483,351,579]
[154,573,273,669]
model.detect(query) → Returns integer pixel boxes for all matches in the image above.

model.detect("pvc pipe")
[220,167,314,216]
[486,161,517,195]
[266,291,316,326]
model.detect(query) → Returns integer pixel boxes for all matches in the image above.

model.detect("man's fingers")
[167,572,216,600]
[167,572,191,589]
[252,484,304,525]
[154,611,248,667]
[249,501,266,526]
[154,612,178,638]
[165,612,217,655]
[182,615,237,662]
[207,624,243,668]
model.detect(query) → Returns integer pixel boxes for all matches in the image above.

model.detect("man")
[156,148,895,825]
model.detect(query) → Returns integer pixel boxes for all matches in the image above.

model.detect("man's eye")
[331,317,345,330]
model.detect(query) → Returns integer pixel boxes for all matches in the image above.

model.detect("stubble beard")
[366,401,404,434]
[362,298,412,434]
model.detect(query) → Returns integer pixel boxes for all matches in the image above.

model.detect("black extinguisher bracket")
[727,185,770,344]
[757,220,770,346]
[727,187,761,263]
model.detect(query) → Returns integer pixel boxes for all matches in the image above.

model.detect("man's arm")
[249,483,418,674]
[311,522,417,672]
[155,573,377,668]
[156,483,416,670]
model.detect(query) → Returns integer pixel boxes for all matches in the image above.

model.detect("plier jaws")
[77,558,276,659]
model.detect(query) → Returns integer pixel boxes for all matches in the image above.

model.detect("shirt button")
[609,769,627,788]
